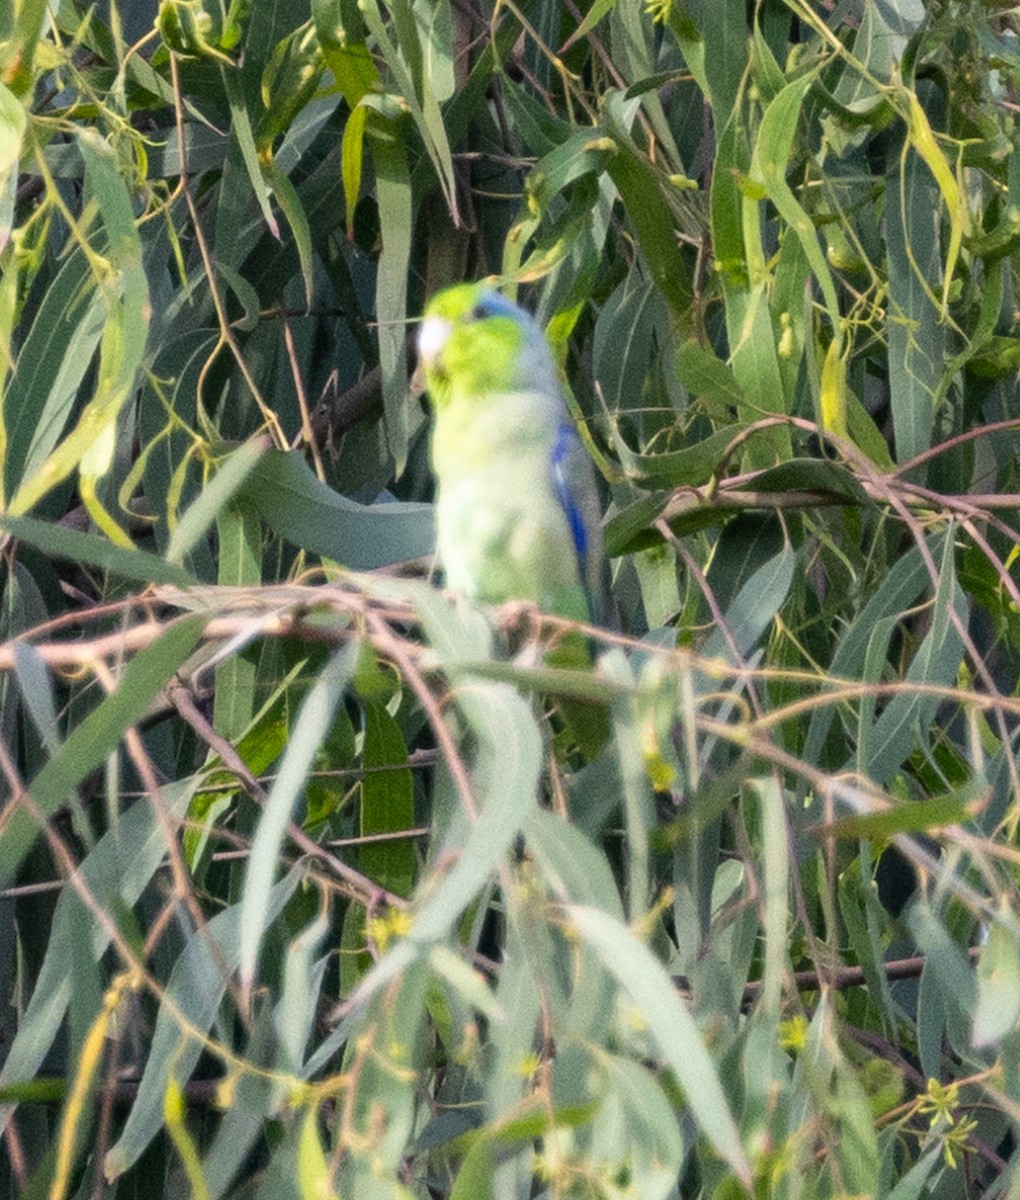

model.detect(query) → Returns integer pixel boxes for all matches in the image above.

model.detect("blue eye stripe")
[471,290,526,322]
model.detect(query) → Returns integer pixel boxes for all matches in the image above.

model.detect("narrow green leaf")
[239,449,434,567]
[222,65,279,238]
[262,157,314,304]
[749,458,869,504]
[341,102,368,237]
[0,779,197,1131]
[675,341,747,418]
[884,1145,944,1200]
[297,1103,339,1200]
[752,777,789,1017]
[838,861,897,1036]
[0,514,195,586]
[710,114,749,290]
[728,283,792,462]
[10,130,150,521]
[603,491,671,557]
[276,911,331,1071]
[358,0,458,223]
[916,958,945,1079]
[846,389,895,470]
[750,17,787,104]
[908,899,977,1027]
[802,542,933,766]
[696,0,747,119]
[428,943,506,1023]
[313,0,381,110]
[600,649,651,918]
[3,249,101,496]
[864,529,965,783]
[449,1131,495,1200]
[560,0,620,52]
[12,640,59,752]
[752,70,842,342]
[598,1055,684,1194]
[904,90,968,316]
[2,0,47,95]
[360,700,415,899]
[886,136,944,464]
[602,93,695,330]
[0,617,206,886]
[239,643,359,990]
[568,905,751,1185]
[703,538,795,661]
[824,792,973,842]
[593,271,664,417]
[216,260,261,331]
[167,437,267,565]
[0,80,26,248]
[105,870,304,1178]
[371,126,412,472]
[211,501,262,743]
[199,1012,278,1197]
[339,675,542,1014]
[408,680,541,945]
[420,0,454,102]
[525,809,625,918]
[972,912,1020,1048]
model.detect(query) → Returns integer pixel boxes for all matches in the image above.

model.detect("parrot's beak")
[416,315,452,368]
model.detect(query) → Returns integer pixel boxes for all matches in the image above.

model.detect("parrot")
[415,282,605,627]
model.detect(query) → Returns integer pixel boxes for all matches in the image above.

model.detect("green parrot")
[416,282,605,626]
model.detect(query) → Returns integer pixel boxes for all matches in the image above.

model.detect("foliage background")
[1,0,1020,1195]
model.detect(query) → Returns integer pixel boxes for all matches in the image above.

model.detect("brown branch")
[309,366,384,443]
[283,314,326,481]
[891,415,1020,478]
[673,947,981,1008]
[365,609,479,821]
[747,946,981,1001]
[0,615,287,670]
[308,328,421,451]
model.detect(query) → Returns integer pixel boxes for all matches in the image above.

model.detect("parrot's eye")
[466,291,518,325]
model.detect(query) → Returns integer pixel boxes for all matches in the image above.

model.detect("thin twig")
[366,609,479,821]
[93,654,250,1027]
[167,52,287,449]
[283,314,326,481]
[167,682,407,910]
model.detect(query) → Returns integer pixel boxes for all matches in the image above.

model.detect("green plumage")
[417,283,604,624]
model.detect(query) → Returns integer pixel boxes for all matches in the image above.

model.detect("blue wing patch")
[551,420,588,566]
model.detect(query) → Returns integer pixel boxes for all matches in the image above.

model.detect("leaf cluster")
[1,0,1020,1197]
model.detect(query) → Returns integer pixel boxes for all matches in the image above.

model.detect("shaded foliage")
[1,0,1020,1196]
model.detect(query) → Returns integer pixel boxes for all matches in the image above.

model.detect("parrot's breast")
[431,392,590,620]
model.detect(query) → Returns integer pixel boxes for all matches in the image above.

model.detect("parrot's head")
[416,282,558,407]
